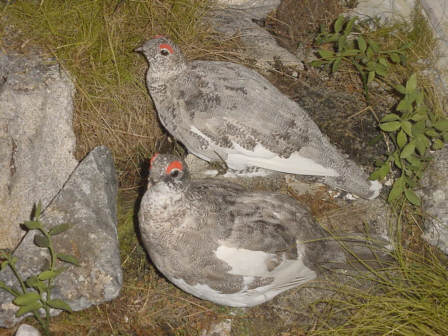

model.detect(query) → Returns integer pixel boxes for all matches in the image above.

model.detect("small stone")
[15,324,41,336]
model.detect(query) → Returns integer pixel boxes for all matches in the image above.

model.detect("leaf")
[1,260,8,271]
[337,35,347,51]
[412,120,426,136]
[332,57,342,72]
[443,132,448,143]
[47,299,73,313]
[400,142,415,159]
[367,71,375,84]
[344,17,357,35]
[369,163,390,181]
[400,53,407,65]
[425,128,440,138]
[13,292,40,306]
[318,49,334,59]
[415,134,430,155]
[397,130,407,148]
[16,301,43,317]
[411,112,427,121]
[380,121,401,132]
[310,60,326,67]
[434,119,448,131]
[401,120,412,136]
[366,47,374,59]
[358,36,367,53]
[23,221,42,230]
[388,177,405,203]
[397,97,412,113]
[57,253,80,266]
[432,138,445,150]
[374,63,388,77]
[406,73,418,93]
[25,276,41,289]
[334,15,345,33]
[34,201,42,220]
[381,113,400,122]
[404,189,421,206]
[378,57,389,67]
[393,151,403,169]
[49,223,71,236]
[390,53,400,63]
[368,39,379,53]
[406,155,422,169]
[394,84,406,94]
[34,234,49,248]
[38,270,60,281]
[340,49,359,57]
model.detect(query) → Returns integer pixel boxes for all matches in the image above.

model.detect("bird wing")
[178,61,340,176]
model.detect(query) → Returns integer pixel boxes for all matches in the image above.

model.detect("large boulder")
[0,51,77,249]
[0,146,122,328]
[420,146,448,254]
[207,0,303,70]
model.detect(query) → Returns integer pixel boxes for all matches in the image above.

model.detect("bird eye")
[169,169,180,178]
[160,48,170,56]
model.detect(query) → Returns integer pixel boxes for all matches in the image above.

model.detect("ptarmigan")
[138,153,340,307]
[136,36,382,199]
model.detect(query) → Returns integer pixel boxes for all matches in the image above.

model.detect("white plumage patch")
[215,245,276,276]
[170,243,318,307]
[227,142,339,176]
[189,126,339,176]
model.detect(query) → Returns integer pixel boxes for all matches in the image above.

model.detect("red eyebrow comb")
[166,160,183,174]
[150,153,159,168]
[159,43,174,54]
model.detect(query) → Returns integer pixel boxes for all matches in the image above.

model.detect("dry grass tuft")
[0,0,241,187]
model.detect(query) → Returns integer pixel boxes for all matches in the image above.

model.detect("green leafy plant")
[370,74,448,204]
[311,15,409,97]
[0,202,79,335]
[311,15,448,205]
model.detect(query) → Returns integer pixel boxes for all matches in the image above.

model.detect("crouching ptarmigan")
[138,153,340,307]
[136,36,382,199]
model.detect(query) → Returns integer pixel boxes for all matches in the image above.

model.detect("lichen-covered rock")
[207,0,302,70]
[349,0,416,22]
[420,146,448,254]
[0,146,121,328]
[0,51,77,249]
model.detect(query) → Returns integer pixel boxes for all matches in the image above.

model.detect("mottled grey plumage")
[137,37,381,199]
[138,154,338,307]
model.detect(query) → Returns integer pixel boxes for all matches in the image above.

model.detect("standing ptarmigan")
[136,36,382,199]
[138,153,340,307]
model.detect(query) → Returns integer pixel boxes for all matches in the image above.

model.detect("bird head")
[135,36,186,78]
[148,153,190,192]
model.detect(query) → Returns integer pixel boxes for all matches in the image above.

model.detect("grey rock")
[0,146,121,328]
[200,319,232,336]
[0,51,77,249]
[15,324,41,336]
[420,146,448,254]
[207,0,303,70]
[348,0,416,23]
